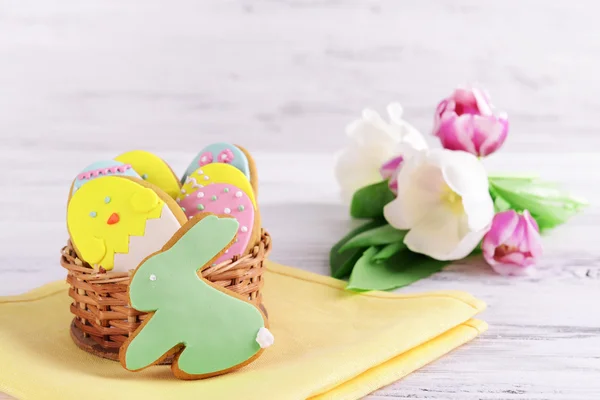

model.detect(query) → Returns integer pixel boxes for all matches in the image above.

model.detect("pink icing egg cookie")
[179,183,257,265]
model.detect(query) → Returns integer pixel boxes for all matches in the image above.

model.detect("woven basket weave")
[61,229,271,361]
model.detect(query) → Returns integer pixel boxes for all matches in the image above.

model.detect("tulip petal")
[403,206,462,259]
[473,116,508,157]
[462,194,495,232]
[387,103,429,151]
[433,149,490,197]
[472,87,493,116]
[383,158,444,229]
[404,207,486,261]
[386,102,405,123]
[383,186,440,230]
[491,263,533,277]
[453,88,479,115]
[523,209,539,232]
[484,210,520,248]
[380,156,403,180]
[523,210,543,259]
[443,227,489,261]
[346,112,400,147]
[334,145,384,201]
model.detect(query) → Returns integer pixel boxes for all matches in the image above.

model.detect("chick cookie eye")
[149,274,157,281]
[104,196,111,204]
[89,211,97,218]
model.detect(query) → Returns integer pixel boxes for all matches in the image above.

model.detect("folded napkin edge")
[308,318,488,400]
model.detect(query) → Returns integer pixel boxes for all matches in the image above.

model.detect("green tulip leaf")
[346,247,450,292]
[372,241,406,262]
[339,224,407,253]
[350,180,396,219]
[330,219,386,279]
[489,176,587,232]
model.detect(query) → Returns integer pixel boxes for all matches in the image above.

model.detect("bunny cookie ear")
[157,214,239,273]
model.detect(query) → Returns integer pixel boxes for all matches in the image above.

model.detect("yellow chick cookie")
[177,163,257,208]
[115,150,181,199]
[68,176,187,272]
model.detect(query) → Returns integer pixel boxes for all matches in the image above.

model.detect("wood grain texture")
[1,0,600,399]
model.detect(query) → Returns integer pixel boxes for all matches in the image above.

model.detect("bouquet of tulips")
[332,87,587,291]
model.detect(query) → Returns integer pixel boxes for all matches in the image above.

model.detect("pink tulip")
[379,155,403,194]
[482,210,543,276]
[434,87,509,157]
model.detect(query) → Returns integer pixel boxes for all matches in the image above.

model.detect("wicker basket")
[61,229,271,361]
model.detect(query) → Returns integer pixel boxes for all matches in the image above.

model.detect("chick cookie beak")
[107,213,120,225]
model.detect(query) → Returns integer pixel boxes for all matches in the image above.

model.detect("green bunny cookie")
[120,214,272,379]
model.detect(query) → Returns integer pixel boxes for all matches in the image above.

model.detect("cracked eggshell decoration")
[115,150,181,199]
[69,160,140,198]
[119,214,272,380]
[67,176,188,273]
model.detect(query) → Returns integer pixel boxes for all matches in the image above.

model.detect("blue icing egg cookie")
[71,160,140,194]
[182,143,250,183]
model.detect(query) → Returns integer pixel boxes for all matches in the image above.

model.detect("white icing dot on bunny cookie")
[197,192,204,198]
[224,208,231,214]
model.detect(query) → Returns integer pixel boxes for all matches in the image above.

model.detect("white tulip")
[383,149,494,261]
[334,103,428,202]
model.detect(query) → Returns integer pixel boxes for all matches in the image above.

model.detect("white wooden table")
[1,1,599,398]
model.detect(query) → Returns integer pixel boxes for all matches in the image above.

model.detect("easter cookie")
[70,160,140,197]
[67,176,187,272]
[120,214,272,379]
[115,150,181,199]
[179,183,260,264]
[177,163,257,208]
[182,143,250,184]
[235,144,259,197]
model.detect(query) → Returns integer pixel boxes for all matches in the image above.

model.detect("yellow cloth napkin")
[0,262,487,400]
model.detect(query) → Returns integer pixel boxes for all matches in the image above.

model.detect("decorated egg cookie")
[70,160,140,196]
[235,144,259,197]
[177,164,257,208]
[67,176,187,272]
[182,143,250,184]
[120,214,272,380]
[115,150,181,199]
[179,183,259,264]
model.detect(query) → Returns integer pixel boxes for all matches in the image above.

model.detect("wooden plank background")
[1,1,599,398]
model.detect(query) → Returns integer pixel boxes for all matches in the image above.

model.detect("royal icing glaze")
[115,150,181,199]
[177,163,257,208]
[255,327,275,349]
[179,183,255,264]
[72,160,140,194]
[67,176,182,272]
[123,215,268,377]
[181,143,250,183]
